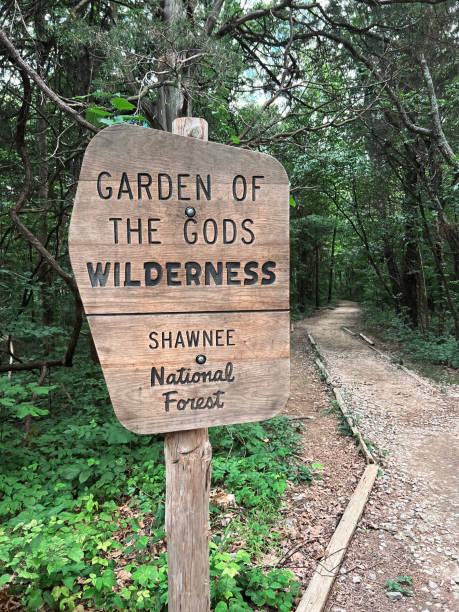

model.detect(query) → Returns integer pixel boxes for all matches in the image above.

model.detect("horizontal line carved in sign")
[87,308,290,317]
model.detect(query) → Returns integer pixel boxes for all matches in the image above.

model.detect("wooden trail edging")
[296,464,379,612]
[334,388,375,466]
[399,364,432,388]
[314,359,332,385]
[358,332,375,345]
[342,326,433,389]
[312,345,376,465]
[299,323,434,610]
[307,333,317,348]
[296,333,379,612]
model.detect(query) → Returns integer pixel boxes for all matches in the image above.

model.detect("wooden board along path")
[69,123,290,434]
[297,463,379,612]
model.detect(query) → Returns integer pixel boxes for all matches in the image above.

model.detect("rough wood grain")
[88,310,289,433]
[358,332,375,345]
[69,121,290,433]
[165,427,212,612]
[297,464,379,612]
[69,125,289,315]
[173,116,209,140]
[166,118,211,612]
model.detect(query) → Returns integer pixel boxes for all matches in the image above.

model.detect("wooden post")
[165,117,212,612]
[165,428,212,611]
[68,114,290,609]
[297,464,379,612]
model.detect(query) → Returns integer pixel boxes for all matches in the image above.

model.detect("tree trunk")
[416,246,429,333]
[315,244,320,309]
[401,227,420,328]
[36,105,53,333]
[384,244,402,309]
[419,200,459,339]
[157,0,186,131]
[400,146,422,327]
[434,216,446,336]
[327,225,337,304]
[34,5,53,339]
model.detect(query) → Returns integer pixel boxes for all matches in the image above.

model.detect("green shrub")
[363,304,459,368]
[0,361,307,610]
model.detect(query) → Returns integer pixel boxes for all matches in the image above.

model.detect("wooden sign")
[69,124,290,434]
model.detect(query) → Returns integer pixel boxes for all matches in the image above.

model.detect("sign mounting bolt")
[196,354,206,365]
[185,206,196,218]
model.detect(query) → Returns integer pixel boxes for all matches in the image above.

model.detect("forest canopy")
[0,0,458,371]
[0,1,458,610]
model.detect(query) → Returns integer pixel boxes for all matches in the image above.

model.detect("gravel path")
[301,301,459,612]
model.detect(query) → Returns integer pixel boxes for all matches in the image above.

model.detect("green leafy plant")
[83,93,147,128]
[210,545,300,611]
[337,413,353,437]
[0,360,308,610]
[363,305,459,370]
[385,575,413,596]
[0,377,55,420]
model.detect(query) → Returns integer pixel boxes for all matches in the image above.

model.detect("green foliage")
[210,546,300,611]
[0,377,55,420]
[0,359,306,610]
[84,93,146,127]
[385,575,413,597]
[211,417,316,511]
[363,304,459,368]
[359,436,374,455]
[337,414,353,437]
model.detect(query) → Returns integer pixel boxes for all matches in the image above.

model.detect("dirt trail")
[296,301,459,612]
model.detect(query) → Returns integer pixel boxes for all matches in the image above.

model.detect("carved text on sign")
[69,125,289,433]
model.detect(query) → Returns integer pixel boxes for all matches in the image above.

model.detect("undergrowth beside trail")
[362,304,459,374]
[0,358,315,611]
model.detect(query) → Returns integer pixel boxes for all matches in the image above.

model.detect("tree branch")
[307,29,433,137]
[4,65,84,373]
[205,0,225,36]
[9,68,78,293]
[0,359,64,373]
[0,27,98,133]
[356,0,449,5]
[419,51,459,176]
[217,0,297,37]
